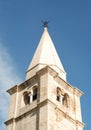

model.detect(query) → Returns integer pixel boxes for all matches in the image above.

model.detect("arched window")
[62,93,69,107]
[23,91,30,105]
[57,87,62,104]
[23,87,38,106]
[33,87,37,101]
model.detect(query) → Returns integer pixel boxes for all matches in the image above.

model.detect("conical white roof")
[26,27,66,81]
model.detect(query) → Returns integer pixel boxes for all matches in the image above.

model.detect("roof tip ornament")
[42,21,49,29]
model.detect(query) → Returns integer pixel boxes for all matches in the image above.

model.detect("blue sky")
[0,0,91,129]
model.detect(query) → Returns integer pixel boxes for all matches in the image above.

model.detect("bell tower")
[5,25,85,130]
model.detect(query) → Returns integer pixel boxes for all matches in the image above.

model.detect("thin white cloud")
[0,43,22,130]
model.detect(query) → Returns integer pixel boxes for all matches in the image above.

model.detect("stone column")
[59,95,63,105]
[29,90,33,103]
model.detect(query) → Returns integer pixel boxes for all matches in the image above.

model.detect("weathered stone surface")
[5,66,84,130]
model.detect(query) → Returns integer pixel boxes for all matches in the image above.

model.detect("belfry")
[5,26,85,130]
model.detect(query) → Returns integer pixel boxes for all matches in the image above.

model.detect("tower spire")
[5,26,85,130]
[26,27,66,81]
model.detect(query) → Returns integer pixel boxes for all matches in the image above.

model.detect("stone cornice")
[36,65,58,78]
[7,85,18,95]
[73,87,84,97]
[5,98,85,128]
[4,118,13,125]
[5,99,48,125]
